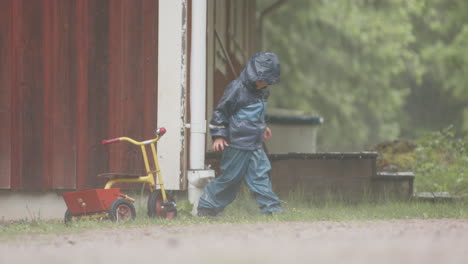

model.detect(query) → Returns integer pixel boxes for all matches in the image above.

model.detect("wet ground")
[1,219,468,264]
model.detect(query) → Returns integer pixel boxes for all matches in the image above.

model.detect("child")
[197,52,283,216]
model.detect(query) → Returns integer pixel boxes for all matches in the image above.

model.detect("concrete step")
[371,172,415,200]
[413,192,460,202]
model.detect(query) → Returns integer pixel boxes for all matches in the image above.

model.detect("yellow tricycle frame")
[102,131,168,202]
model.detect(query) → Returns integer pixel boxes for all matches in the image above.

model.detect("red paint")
[51,0,78,189]
[108,0,124,174]
[85,0,110,190]
[108,0,154,177]
[122,0,145,175]
[1,0,255,191]
[21,0,45,190]
[3,0,162,190]
[154,193,176,219]
[62,188,121,215]
[156,127,166,136]
[9,0,22,189]
[76,0,89,189]
[142,0,158,140]
[102,138,121,145]
[0,0,12,188]
[42,0,56,189]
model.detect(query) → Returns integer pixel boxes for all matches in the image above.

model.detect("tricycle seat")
[97,173,142,180]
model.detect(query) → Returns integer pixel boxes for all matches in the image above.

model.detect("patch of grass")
[1,189,467,241]
[223,187,468,222]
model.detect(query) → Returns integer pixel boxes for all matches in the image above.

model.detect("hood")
[240,52,281,89]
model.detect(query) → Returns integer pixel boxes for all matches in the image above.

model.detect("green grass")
[1,190,467,240]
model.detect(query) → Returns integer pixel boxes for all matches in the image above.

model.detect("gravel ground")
[1,219,468,264]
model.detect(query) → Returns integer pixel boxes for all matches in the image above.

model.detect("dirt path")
[1,219,468,264]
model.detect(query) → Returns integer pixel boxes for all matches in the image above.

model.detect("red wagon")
[63,188,136,223]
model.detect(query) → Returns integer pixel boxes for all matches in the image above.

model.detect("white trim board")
[157,0,188,190]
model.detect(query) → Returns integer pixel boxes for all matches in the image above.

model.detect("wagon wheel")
[64,210,73,225]
[109,198,136,222]
[147,190,177,219]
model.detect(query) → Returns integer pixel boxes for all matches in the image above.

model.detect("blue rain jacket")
[209,52,281,150]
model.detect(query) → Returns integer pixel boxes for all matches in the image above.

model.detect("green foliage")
[260,0,420,150]
[413,0,468,101]
[371,140,417,171]
[402,0,468,137]
[258,0,468,149]
[413,126,468,195]
[369,126,467,195]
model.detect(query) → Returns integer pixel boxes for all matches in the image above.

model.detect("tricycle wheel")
[64,210,72,225]
[147,190,177,219]
[109,198,136,222]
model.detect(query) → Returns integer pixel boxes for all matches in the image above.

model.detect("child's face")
[255,81,269,90]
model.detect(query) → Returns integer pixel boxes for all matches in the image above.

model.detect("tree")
[402,0,468,137]
[259,0,420,150]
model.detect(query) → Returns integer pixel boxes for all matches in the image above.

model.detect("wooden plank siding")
[76,0,89,189]
[0,0,12,188]
[18,0,46,190]
[42,0,78,189]
[212,0,256,109]
[85,0,110,190]
[1,0,159,190]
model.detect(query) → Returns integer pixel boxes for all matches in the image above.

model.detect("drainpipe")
[187,0,215,214]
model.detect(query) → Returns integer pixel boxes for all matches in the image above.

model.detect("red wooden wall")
[0,0,158,190]
[212,0,256,108]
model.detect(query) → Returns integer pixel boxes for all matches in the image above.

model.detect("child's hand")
[213,137,229,152]
[264,127,272,140]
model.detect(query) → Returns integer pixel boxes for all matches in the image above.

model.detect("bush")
[413,126,468,196]
[371,140,417,172]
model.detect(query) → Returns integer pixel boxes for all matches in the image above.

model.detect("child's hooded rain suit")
[198,52,283,215]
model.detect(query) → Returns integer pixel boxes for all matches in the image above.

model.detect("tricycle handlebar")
[102,127,167,146]
[102,138,121,145]
[156,127,167,136]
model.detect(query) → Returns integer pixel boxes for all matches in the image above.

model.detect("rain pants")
[198,52,283,215]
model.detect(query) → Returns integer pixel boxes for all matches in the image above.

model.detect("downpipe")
[188,0,214,215]
[187,168,214,212]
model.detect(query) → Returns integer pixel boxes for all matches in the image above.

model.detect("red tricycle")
[62,128,177,224]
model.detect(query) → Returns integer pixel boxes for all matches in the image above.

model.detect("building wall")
[0,0,258,192]
[212,0,256,103]
[206,0,257,147]
[0,0,159,190]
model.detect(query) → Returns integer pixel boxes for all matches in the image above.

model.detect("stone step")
[371,172,414,200]
[413,192,460,202]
